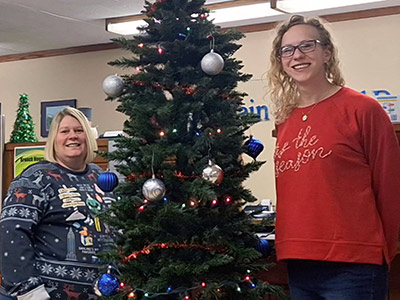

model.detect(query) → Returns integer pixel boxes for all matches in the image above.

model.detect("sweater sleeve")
[0,170,50,300]
[360,99,400,263]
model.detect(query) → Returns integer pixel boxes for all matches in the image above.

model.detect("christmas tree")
[9,93,39,143]
[99,0,286,299]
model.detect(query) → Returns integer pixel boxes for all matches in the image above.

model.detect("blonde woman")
[0,107,115,300]
[268,15,400,300]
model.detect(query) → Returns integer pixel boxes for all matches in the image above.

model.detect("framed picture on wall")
[41,99,77,137]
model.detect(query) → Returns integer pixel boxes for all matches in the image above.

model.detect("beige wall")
[235,14,400,204]
[1,13,399,204]
[0,50,126,138]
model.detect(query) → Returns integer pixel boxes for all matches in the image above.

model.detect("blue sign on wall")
[241,99,270,121]
[240,90,399,123]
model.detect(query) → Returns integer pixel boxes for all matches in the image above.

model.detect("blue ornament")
[256,239,272,258]
[245,136,264,160]
[97,171,119,192]
[97,273,120,296]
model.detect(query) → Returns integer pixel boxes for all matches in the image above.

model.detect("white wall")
[1,13,399,204]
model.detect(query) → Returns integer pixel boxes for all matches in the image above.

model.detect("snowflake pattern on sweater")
[0,161,116,300]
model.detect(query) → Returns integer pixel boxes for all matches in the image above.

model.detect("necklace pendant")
[302,115,308,122]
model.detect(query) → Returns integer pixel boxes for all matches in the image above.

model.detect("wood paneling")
[0,43,119,63]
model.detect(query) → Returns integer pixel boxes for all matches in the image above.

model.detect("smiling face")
[54,115,87,171]
[280,24,331,87]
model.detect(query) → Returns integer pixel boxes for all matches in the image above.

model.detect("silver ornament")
[202,160,224,185]
[201,49,224,75]
[102,75,124,97]
[142,177,166,201]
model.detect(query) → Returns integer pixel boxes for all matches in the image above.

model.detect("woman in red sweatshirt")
[268,15,400,300]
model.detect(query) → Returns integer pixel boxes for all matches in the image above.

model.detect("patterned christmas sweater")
[0,161,116,300]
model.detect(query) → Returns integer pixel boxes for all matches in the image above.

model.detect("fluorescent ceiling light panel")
[278,0,386,12]
[208,3,282,24]
[107,19,147,35]
[106,2,280,35]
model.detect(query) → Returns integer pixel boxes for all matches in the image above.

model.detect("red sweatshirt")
[274,87,400,265]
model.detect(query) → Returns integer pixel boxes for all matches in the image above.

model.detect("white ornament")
[102,75,124,97]
[163,90,173,101]
[201,49,224,75]
[142,177,166,201]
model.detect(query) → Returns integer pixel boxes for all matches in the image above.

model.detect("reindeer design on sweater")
[32,171,44,186]
[14,188,27,203]
[48,171,63,181]
[63,284,81,300]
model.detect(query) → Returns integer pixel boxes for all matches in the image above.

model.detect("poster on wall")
[14,146,45,177]
[373,91,400,123]
[378,97,400,123]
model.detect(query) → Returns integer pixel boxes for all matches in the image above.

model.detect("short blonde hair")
[45,107,98,164]
[267,15,345,124]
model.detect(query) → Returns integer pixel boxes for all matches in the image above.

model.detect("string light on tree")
[128,291,136,298]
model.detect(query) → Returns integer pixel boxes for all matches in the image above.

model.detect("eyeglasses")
[279,39,324,58]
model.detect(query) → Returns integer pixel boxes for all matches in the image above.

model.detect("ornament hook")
[208,34,215,50]
[151,151,155,179]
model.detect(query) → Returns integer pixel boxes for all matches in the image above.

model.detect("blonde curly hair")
[267,15,345,124]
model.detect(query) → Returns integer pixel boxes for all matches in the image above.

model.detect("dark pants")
[287,259,388,300]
